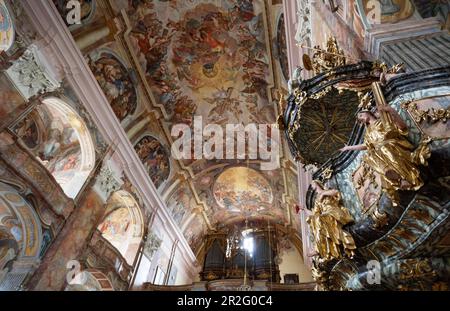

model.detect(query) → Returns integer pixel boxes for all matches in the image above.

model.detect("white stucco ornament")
[6,45,60,99]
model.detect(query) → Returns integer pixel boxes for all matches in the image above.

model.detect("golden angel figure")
[340,106,430,203]
[306,181,356,261]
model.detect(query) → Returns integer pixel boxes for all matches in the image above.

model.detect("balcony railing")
[141,280,316,291]
[86,230,134,286]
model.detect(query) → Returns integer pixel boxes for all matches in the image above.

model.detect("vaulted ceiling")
[54,0,299,255]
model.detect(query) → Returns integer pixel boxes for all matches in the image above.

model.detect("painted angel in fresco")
[242,73,268,100]
[172,96,197,125]
[243,57,267,79]
[306,181,356,261]
[340,106,431,203]
[205,87,242,122]
[39,128,81,179]
[38,127,76,160]
[145,34,173,75]
[230,0,255,22]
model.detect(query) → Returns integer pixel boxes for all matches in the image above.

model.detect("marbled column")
[27,189,106,290]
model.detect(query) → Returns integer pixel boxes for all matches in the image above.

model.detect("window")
[153,266,166,285]
[241,229,254,257]
[242,236,254,257]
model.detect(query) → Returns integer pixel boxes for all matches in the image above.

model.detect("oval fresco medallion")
[87,51,137,121]
[134,135,170,189]
[213,166,273,214]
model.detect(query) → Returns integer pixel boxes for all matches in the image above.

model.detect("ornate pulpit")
[281,37,450,290]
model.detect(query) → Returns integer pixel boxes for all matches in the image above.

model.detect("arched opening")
[15,97,96,199]
[0,0,15,53]
[0,182,43,290]
[97,190,144,265]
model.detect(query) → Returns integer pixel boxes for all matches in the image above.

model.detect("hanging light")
[238,218,252,291]
[267,218,273,286]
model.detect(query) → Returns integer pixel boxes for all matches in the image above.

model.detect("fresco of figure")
[128,0,272,126]
[15,116,39,149]
[134,136,170,189]
[87,53,137,121]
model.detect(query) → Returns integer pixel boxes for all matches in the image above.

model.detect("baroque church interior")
[0,0,449,292]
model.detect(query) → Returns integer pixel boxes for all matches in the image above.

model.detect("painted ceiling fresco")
[98,207,132,250]
[194,164,288,229]
[97,190,144,263]
[134,135,170,189]
[11,100,87,199]
[120,0,297,232]
[56,0,299,253]
[213,166,273,214]
[127,0,275,126]
[166,182,196,227]
[88,51,138,121]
